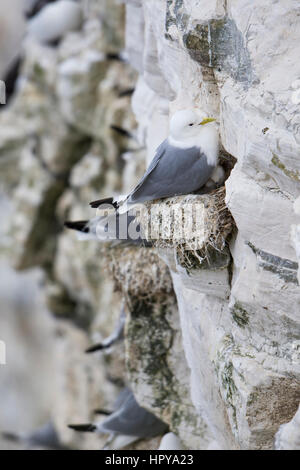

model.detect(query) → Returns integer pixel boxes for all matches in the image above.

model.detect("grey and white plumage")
[119,109,219,210]
[85,308,125,354]
[65,109,222,241]
[23,0,58,18]
[90,109,221,214]
[124,140,215,205]
[65,208,151,245]
[27,0,83,44]
[1,422,68,450]
[1,1,83,104]
[68,387,168,449]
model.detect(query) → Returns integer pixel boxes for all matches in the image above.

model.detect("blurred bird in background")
[0,0,83,104]
[68,387,168,449]
[1,422,69,450]
[85,308,125,354]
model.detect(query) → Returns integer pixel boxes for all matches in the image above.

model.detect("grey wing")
[99,392,167,438]
[112,387,132,410]
[29,422,62,449]
[128,142,215,204]
[126,139,168,203]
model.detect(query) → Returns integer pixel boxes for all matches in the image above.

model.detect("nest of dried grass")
[101,186,235,298]
[176,186,235,270]
[101,245,173,302]
[139,185,234,249]
[199,186,234,250]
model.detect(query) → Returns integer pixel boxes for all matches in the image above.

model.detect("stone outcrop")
[122,0,300,450]
[0,0,139,449]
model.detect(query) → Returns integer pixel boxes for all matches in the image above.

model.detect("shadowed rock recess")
[0,0,299,450]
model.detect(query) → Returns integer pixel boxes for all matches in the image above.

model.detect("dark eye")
[188,123,194,126]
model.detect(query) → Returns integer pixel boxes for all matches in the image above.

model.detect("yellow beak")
[199,117,216,125]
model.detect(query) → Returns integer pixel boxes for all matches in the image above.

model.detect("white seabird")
[68,387,168,450]
[1,0,83,104]
[23,0,60,18]
[85,308,125,354]
[93,108,221,213]
[1,422,68,450]
[65,108,224,240]
[27,0,83,44]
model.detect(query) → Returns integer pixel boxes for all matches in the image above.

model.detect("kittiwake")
[91,108,222,214]
[68,387,168,449]
[1,0,83,104]
[27,0,83,44]
[85,308,125,354]
[65,109,224,240]
[1,421,69,450]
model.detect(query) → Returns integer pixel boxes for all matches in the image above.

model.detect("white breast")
[168,125,219,166]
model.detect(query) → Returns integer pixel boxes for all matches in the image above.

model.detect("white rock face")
[275,404,300,450]
[125,0,300,450]
[291,196,300,284]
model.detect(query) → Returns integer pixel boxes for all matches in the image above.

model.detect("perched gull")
[65,109,224,240]
[92,108,221,211]
[1,0,83,104]
[27,0,83,44]
[1,422,68,450]
[23,0,59,18]
[85,308,125,354]
[68,387,168,449]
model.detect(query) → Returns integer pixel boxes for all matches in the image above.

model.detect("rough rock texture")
[0,0,139,450]
[104,245,211,449]
[123,0,300,450]
[275,404,300,450]
[1,0,299,451]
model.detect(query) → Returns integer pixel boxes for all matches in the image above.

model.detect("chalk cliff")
[0,0,299,450]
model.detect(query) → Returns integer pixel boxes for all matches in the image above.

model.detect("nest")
[101,186,235,298]
[139,186,234,250]
[197,186,234,250]
[101,245,173,302]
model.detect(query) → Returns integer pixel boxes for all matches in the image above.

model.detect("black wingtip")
[85,343,107,354]
[64,221,89,233]
[118,88,135,98]
[89,197,118,210]
[93,409,112,416]
[110,125,133,139]
[1,432,20,443]
[68,424,97,433]
[105,53,124,62]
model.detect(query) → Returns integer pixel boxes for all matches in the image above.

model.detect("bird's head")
[169,108,216,142]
